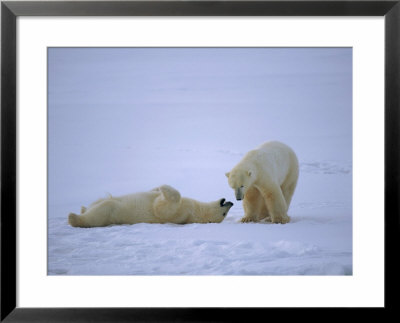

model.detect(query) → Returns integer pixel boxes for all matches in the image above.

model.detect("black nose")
[220,198,226,207]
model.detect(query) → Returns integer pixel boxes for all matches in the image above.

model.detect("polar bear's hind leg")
[281,181,297,209]
[69,213,88,228]
[69,199,118,228]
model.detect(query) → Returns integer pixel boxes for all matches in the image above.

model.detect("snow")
[48,48,352,275]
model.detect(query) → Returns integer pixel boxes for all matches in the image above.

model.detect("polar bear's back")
[259,141,296,157]
[252,141,298,185]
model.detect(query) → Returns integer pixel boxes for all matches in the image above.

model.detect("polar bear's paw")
[240,216,255,223]
[68,213,81,227]
[68,213,88,228]
[272,214,291,224]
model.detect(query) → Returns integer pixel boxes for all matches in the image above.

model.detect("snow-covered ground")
[48,48,352,275]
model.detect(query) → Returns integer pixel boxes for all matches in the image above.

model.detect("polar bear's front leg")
[153,185,182,222]
[256,185,290,224]
[240,214,256,223]
[241,187,271,223]
[241,187,263,222]
[241,200,258,222]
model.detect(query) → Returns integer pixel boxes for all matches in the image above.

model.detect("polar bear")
[68,185,234,228]
[225,141,298,224]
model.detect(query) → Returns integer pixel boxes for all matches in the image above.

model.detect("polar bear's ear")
[247,170,252,177]
[225,172,230,178]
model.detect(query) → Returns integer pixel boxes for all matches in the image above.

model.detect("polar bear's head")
[200,198,234,223]
[183,197,234,224]
[225,168,255,201]
[218,198,234,221]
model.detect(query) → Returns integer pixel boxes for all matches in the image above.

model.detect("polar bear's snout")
[235,187,244,201]
[220,198,234,215]
[220,198,226,207]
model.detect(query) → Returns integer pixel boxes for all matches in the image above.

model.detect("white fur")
[68,185,233,228]
[226,141,299,224]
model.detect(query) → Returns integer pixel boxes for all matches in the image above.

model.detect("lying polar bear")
[68,185,234,228]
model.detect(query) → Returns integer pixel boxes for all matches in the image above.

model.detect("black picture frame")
[1,0,399,321]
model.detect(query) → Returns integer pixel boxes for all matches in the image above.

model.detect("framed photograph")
[2,0,399,321]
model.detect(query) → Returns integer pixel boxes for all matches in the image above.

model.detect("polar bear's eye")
[240,185,244,188]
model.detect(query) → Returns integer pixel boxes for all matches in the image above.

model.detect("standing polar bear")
[226,141,299,224]
[68,185,234,228]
